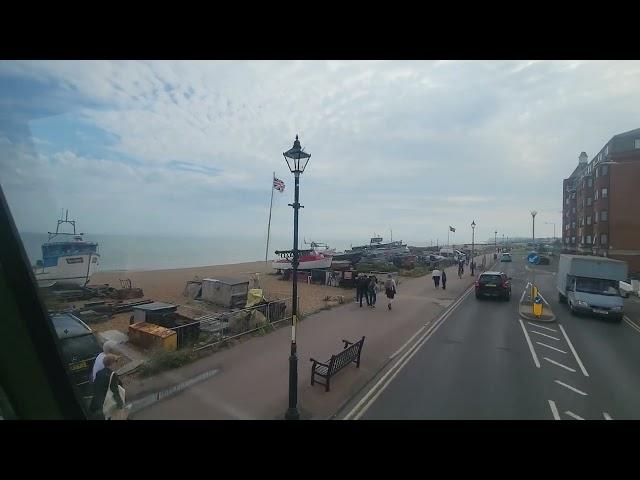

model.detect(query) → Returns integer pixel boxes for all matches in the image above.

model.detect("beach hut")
[201,277,249,308]
[132,302,179,324]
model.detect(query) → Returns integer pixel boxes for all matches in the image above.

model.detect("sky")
[1,60,639,250]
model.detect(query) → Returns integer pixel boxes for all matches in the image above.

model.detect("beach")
[91,260,344,324]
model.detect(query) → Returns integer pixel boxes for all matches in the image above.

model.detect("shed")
[201,277,249,308]
[133,302,178,324]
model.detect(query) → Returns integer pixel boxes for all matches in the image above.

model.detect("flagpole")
[447,229,450,246]
[265,172,275,263]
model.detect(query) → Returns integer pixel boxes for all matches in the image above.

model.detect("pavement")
[127,254,493,420]
[342,252,640,420]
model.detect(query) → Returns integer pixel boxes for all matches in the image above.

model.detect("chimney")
[579,152,588,164]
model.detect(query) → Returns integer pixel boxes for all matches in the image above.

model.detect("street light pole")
[278,135,311,421]
[471,220,476,276]
[531,211,537,248]
[494,230,497,252]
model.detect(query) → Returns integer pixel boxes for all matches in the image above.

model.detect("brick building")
[562,128,640,277]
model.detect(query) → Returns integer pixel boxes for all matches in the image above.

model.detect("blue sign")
[527,252,540,264]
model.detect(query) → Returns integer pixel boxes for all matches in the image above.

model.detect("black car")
[475,271,511,300]
[52,313,102,399]
[537,255,551,265]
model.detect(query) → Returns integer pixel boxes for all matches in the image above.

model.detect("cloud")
[1,60,640,245]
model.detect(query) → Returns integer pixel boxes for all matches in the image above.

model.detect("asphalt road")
[356,252,640,420]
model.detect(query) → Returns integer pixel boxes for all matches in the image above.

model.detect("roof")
[202,276,249,285]
[51,313,92,338]
[132,302,178,312]
[480,271,504,276]
[560,254,627,264]
[612,127,640,139]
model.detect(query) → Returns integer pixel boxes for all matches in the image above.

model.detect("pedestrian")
[89,354,126,420]
[384,274,397,310]
[356,274,370,307]
[92,340,118,382]
[470,260,475,276]
[368,275,378,308]
[441,268,447,290]
[458,262,464,279]
[431,267,441,288]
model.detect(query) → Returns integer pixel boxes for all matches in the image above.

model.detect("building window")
[602,187,608,199]
[587,215,592,225]
[595,189,599,200]
[571,237,576,244]
[572,207,576,214]
[565,197,569,205]
[579,218,583,227]
[602,164,608,176]
[587,178,593,187]
[635,138,640,149]
[572,221,576,228]
[594,211,599,223]
[600,233,608,244]
[601,210,608,221]
[605,145,609,155]
[586,235,592,244]
[596,167,599,178]
[587,197,592,206]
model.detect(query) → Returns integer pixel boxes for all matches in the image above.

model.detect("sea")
[18,232,359,272]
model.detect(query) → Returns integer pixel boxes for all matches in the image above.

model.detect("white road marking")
[558,324,589,377]
[520,285,529,303]
[603,412,613,420]
[548,400,561,420]
[344,285,475,420]
[554,380,588,396]
[518,319,540,368]
[389,323,430,359]
[623,316,640,334]
[530,330,561,341]
[536,341,567,354]
[564,411,584,420]
[544,357,576,372]
[528,322,557,332]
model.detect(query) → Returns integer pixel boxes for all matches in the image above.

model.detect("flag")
[273,177,285,192]
[449,226,456,232]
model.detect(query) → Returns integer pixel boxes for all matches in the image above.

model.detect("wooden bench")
[310,337,365,392]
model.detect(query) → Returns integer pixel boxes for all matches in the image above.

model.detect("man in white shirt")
[431,268,441,288]
[92,341,118,381]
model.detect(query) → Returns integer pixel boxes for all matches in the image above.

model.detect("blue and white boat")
[33,211,100,288]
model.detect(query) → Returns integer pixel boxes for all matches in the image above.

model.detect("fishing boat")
[272,250,333,271]
[347,236,409,258]
[32,210,100,288]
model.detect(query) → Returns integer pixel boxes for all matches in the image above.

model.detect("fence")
[193,297,295,351]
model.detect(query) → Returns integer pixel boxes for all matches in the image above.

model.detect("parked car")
[500,253,512,262]
[475,271,511,300]
[52,312,102,399]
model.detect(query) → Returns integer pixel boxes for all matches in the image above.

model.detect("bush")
[138,349,199,378]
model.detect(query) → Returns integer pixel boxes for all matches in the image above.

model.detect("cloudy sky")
[1,60,639,250]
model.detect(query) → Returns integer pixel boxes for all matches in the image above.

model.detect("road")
[349,252,640,420]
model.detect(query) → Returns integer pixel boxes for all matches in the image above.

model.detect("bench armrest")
[310,358,329,367]
[342,339,354,348]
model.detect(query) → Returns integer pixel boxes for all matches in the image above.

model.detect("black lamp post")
[471,220,476,276]
[531,211,537,249]
[278,134,311,421]
[494,230,497,252]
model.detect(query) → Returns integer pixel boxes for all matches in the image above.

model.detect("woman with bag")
[89,354,126,420]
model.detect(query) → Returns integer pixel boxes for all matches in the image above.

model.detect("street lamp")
[494,230,497,252]
[279,134,311,421]
[471,220,476,275]
[531,211,537,249]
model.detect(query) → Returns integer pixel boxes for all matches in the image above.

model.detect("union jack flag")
[273,177,285,192]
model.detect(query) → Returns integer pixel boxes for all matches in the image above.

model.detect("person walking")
[431,267,441,288]
[458,261,464,279]
[441,268,447,290]
[384,274,397,310]
[368,275,378,308]
[89,354,126,420]
[357,274,370,307]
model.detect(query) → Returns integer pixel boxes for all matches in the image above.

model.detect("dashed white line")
[558,324,589,377]
[603,412,613,420]
[544,357,576,372]
[554,380,588,396]
[528,322,557,332]
[530,330,561,341]
[548,400,560,420]
[564,411,584,420]
[536,341,567,354]
[519,319,540,368]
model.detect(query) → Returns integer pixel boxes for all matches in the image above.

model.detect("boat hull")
[34,253,100,288]
[272,256,333,270]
